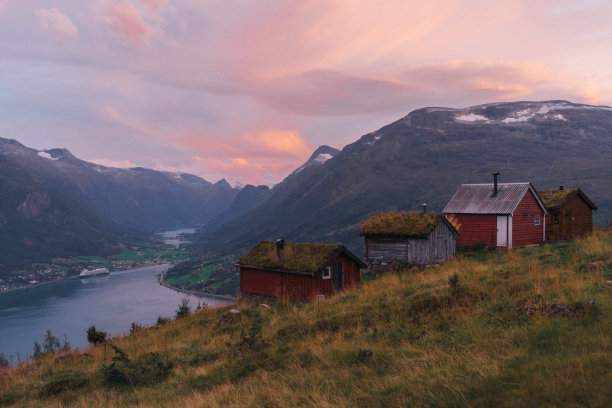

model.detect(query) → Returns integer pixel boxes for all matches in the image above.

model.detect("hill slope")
[0,138,237,268]
[195,100,612,257]
[2,231,611,407]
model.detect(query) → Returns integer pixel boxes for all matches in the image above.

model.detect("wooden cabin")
[360,211,459,271]
[238,240,365,301]
[538,187,597,242]
[443,174,547,249]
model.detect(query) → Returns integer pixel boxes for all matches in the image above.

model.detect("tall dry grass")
[1,230,611,407]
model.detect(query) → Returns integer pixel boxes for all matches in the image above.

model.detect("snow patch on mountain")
[456,113,490,122]
[313,153,333,163]
[38,151,58,161]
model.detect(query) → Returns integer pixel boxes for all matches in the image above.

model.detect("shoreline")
[157,268,237,301]
[0,261,171,295]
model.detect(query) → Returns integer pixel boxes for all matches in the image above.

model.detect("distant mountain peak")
[289,145,340,177]
[412,100,612,127]
[214,178,232,189]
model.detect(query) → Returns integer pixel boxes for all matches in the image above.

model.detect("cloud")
[104,1,149,46]
[35,8,79,43]
[138,0,166,12]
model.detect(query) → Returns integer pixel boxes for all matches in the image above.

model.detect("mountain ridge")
[192,100,612,259]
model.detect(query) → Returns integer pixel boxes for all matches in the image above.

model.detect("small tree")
[43,330,60,354]
[0,353,9,368]
[86,326,107,346]
[61,334,71,353]
[175,297,191,319]
[33,341,44,360]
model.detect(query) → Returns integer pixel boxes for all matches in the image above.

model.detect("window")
[534,216,541,226]
[322,266,331,280]
[552,214,559,223]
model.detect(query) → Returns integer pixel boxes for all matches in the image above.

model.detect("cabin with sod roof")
[538,187,597,242]
[442,173,547,249]
[360,210,459,271]
[238,240,366,300]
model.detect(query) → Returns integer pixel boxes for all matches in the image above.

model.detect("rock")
[218,311,242,326]
[230,309,240,314]
[260,303,270,309]
[587,261,604,270]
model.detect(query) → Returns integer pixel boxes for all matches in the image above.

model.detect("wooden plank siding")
[240,253,361,300]
[364,221,456,268]
[545,194,594,241]
[512,189,545,247]
[455,214,497,247]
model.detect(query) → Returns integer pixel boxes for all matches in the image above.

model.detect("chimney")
[276,239,285,259]
[559,185,564,191]
[422,203,427,213]
[491,172,500,197]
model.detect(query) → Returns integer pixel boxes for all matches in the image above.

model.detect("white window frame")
[322,266,331,280]
[534,216,541,226]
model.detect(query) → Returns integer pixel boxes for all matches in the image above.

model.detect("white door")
[497,216,508,247]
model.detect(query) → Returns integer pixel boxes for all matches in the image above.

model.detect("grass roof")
[538,190,575,210]
[359,211,443,237]
[238,241,341,273]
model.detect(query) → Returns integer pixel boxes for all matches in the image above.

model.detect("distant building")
[238,240,365,300]
[360,210,459,270]
[538,187,597,242]
[443,173,547,249]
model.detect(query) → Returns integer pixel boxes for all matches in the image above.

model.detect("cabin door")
[497,216,508,247]
[333,262,343,291]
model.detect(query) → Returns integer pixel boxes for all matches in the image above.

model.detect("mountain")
[193,100,612,257]
[0,138,238,268]
[288,145,340,178]
[205,184,271,228]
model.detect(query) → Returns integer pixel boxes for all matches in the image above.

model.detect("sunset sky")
[1,0,612,185]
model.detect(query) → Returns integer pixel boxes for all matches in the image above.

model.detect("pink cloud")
[138,0,165,12]
[35,7,79,43]
[104,1,149,46]
[90,158,136,168]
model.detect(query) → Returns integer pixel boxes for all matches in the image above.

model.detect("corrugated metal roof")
[442,183,536,215]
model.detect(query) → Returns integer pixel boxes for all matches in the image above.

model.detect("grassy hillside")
[1,231,611,407]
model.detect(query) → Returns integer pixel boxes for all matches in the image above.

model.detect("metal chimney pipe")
[491,172,500,197]
[422,203,427,213]
[276,239,285,259]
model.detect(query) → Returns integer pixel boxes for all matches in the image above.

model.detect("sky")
[1,0,612,186]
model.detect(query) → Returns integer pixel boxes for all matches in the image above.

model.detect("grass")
[359,211,442,237]
[238,242,341,273]
[1,230,611,407]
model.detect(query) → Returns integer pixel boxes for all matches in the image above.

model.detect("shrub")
[448,273,460,289]
[43,330,60,354]
[156,316,170,325]
[102,344,173,387]
[39,370,88,397]
[175,297,191,319]
[86,326,106,345]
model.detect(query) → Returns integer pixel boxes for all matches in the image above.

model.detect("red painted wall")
[240,253,361,300]
[512,190,545,247]
[455,214,497,247]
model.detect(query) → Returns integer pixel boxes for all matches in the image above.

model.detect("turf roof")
[238,241,342,273]
[359,211,443,237]
[538,190,575,210]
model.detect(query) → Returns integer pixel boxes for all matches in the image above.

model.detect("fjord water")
[0,264,225,363]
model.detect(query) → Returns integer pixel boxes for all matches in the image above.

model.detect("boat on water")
[79,268,110,278]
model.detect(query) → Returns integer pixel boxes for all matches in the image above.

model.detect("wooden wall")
[545,193,593,241]
[240,252,362,300]
[364,221,456,268]
[512,190,545,247]
[454,214,497,247]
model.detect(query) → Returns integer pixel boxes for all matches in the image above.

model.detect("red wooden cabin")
[538,187,597,242]
[442,174,547,249]
[238,240,366,300]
